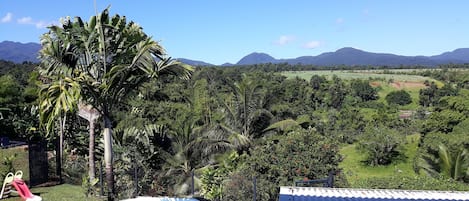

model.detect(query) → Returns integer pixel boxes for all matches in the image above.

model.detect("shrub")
[386,90,412,105]
[351,79,378,102]
[354,175,469,191]
[222,128,344,200]
[357,125,405,166]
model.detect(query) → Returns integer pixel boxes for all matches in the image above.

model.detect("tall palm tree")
[217,75,273,151]
[38,8,193,200]
[161,110,232,196]
[112,124,164,197]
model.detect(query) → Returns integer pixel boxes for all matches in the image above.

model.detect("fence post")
[100,162,104,196]
[253,176,257,201]
[191,170,195,196]
[28,140,48,186]
[134,163,138,198]
[327,170,334,188]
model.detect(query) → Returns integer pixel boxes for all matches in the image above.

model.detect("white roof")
[120,197,198,201]
[279,187,469,200]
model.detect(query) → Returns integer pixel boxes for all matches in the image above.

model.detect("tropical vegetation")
[2,8,469,201]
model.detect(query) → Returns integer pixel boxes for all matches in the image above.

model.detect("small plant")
[1,153,17,178]
[82,174,100,197]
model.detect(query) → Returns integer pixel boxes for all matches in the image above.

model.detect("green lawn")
[1,148,104,201]
[339,134,420,187]
[2,184,104,201]
[0,146,29,182]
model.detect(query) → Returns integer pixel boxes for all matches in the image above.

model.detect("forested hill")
[0,41,40,63]
[2,40,469,66]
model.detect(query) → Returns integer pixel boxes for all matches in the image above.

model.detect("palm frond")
[438,144,453,178]
[263,119,299,133]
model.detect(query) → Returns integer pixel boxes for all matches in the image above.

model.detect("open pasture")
[281,70,441,84]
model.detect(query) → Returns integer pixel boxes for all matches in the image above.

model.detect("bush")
[222,128,344,201]
[357,125,405,166]
[386,90,412,105]
[351,79,378,102]
[356,100,386,109]
[200,151,245,201]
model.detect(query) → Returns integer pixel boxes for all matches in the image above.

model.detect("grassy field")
[282,70,444,110]
[2,184,104,201]
[281,70,442,84]
[339,134,420,187]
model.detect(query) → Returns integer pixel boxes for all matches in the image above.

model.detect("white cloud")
[17,17,33,24]
[303,41,321,49]
[35,20,56,28]
[17,16,55,29]
[336,18,344,24]
[274,35,295,45]
[1,12,12,23]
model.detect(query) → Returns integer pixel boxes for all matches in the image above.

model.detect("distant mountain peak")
[177,58,214,66]
[431,48,469,61]
[336,47,363,53]
[236,52,276,65]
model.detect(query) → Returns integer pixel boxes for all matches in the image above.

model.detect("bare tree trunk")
[89,120,96,182]
[103,115,115,201]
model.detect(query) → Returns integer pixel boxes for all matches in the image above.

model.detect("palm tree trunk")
[103,115,115,200]
[89,120,96,182]
[55,136,62,183]
[243,90,248,135]
[57,114,66,183]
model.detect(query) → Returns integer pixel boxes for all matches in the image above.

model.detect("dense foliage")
[386,90,412,105]
[4,58,469,200]
[3,39,469,200]
[223,129,342,201]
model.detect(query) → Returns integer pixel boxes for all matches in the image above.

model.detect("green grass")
[0,146,29,182]
[281,70,442,84]
[1,149,103,200]
[339,134,420,187]
[2,184,104,201]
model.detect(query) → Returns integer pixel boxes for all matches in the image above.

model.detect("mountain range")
[182,47,469,67]
[2,40,469,67]
[0,41,41,63]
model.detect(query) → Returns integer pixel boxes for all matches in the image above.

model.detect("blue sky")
[1,1,469,65]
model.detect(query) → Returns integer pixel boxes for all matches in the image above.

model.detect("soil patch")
[390,81,426,89]
[370,81,381,87]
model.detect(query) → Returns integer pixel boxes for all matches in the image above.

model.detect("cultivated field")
[281,70,442,85]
